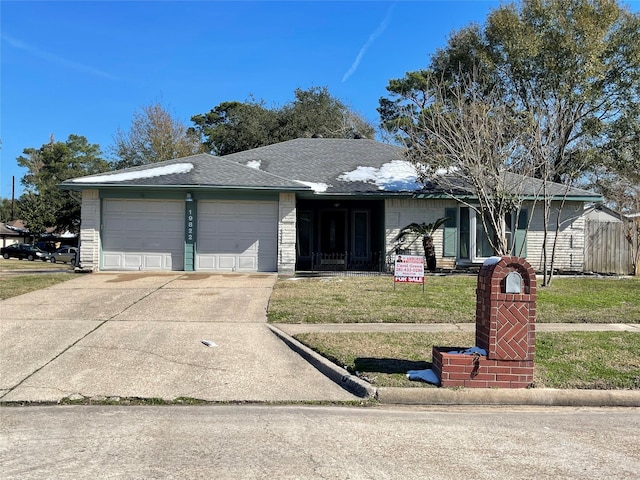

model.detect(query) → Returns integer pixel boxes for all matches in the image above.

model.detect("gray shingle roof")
[62,154,309,191]
[222,138,409,194]
[63,139,602,201]
[416,171,601,200]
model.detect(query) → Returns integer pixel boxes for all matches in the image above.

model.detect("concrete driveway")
[0,272,357,403]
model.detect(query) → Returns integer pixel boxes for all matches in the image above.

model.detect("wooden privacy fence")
[584,220,636,275]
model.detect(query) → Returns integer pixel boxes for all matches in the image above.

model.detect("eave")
[59,183,311,193]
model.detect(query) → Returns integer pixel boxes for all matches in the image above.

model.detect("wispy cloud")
[342,4,395,83]
[2,32,119,81]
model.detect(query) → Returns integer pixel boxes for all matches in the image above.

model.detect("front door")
[320,209,347,254]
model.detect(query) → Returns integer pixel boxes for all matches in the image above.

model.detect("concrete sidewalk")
[0,273,358,404]
[275,322,640,335]
[270,322,640,407]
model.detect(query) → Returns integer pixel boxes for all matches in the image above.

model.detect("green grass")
[268,276,476,323]
[268,275,640,324]
[0,273,74,300]
[294,331,640,389]
[535,332,640,389]
[0,258,70,271]
[537,278,640,323]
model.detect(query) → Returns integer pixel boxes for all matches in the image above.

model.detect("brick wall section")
[277,192,297,274]
[432,348,534,388]
[432,256,537,388]
[79,189,100,271]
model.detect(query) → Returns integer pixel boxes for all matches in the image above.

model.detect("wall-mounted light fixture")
[185,193,193,201]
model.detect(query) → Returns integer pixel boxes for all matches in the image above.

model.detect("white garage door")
[197,200,277,272]
[102,199,184,271]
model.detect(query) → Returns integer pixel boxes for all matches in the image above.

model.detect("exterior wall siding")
[79,189,101,271]
[384,198,588,272]
[525,200,586,272]
[278,192,297,274]
[384,198,458,269]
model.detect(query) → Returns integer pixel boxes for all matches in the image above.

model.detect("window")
[297,211,312,258]
[507,209,528,257]
[443,208,458,257]
[447,206,528,262]
[352,210,369,259]
[459,206,493,262]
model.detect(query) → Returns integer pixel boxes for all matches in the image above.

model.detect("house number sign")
[185,202,196,245]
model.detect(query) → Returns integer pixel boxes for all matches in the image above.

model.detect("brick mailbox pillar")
[432,256,536,388]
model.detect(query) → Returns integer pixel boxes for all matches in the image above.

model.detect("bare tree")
[111,103,204,169]
[381,0,640,285]
[393,71,540,256]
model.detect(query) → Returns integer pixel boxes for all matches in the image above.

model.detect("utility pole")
[11,175,15,220]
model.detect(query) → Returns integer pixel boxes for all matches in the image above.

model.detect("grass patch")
[295,331,640,390]
[268,275,640,324]
[0,273,74,300]
[268,276,476,323]
[537,278,640,323]
[0,258,70,271]
[535,332,640,389]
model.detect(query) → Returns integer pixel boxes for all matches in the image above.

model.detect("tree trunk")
[423,235,437,272]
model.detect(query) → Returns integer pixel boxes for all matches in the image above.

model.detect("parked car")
[49,246,78,265]
[1,243,51,261]
[35,241,58,253]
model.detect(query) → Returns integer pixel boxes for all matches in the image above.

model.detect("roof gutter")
[413,192,604,203]
[58,183,311,193]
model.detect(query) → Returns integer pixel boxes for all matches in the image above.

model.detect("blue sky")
[0,0,533,198]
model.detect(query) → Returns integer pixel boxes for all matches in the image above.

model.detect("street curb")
[267,325,376,399]
[268,325,640,407]
[377,387,640,407]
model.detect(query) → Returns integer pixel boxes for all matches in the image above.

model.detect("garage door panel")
[258,203,278,215]
[218,256,237,269]
[196,256,215,269]
[102,199,184,271]
[197,200,277,272]
[103,253,124,269]
[141,254,164,269]
[238,257,256,270]
[200,238,257,253]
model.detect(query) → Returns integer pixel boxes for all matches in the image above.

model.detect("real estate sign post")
[394,255,425,292]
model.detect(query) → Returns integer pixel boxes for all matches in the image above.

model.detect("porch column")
[278,192,297,274]
[79,189,100,271]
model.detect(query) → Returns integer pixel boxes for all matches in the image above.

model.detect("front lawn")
[0,273,74,300]
[0,258,70,271]
[267,275,640,324]
[294,331,640,389]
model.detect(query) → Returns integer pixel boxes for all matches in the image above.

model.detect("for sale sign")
[394,255,425,284]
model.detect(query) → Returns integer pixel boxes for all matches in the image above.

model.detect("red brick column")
[432,256,537,388]
[476,256,536,362]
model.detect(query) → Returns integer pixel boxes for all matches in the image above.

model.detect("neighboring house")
[0,220,77,251]
[585,204,624,223]
[0,221,31,248]
[61,138,603,273]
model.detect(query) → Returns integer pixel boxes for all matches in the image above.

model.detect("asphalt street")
[2,404,639,479]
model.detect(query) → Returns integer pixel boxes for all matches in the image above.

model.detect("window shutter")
[443,208,458,257]
[514,210,528,257]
